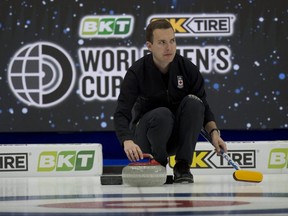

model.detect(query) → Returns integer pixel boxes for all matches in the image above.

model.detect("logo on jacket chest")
[177,76,184,89]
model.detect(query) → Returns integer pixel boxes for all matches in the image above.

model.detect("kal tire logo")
[0,153,28,172]
[169,150,256,169]
[148,14,236,37]
[8,42,76,107]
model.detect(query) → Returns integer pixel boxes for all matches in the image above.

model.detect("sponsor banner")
[0,144,102,177]
[79,15,134,38]
[0,1,287,132]
[167,141,288,175]
[147,14,236,37]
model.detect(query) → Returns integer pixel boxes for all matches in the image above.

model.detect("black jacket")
[114,53,215,145]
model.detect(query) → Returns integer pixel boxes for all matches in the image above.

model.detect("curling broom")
[200,128,263,183]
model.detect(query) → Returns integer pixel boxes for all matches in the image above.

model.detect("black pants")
[134,95,205,166]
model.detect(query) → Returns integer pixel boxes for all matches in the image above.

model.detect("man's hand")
[210,131,227,155]
[205,121,227,155]
[123,140,143,161]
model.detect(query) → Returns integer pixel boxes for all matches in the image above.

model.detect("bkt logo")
[269,148,288,169]
[8,42,76,107]
[38,150,95,172]
[148,14,236,37]
[80,15,134,38]
[0,153,28,171]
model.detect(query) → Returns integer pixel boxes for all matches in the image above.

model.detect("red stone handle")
[142,153,154,159]
[128,153,161,166]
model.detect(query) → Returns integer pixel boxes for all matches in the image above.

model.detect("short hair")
[146,19,173,43]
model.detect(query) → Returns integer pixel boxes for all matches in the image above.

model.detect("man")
[114,19,227,183]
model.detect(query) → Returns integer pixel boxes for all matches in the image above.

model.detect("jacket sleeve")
[113,69,139,145]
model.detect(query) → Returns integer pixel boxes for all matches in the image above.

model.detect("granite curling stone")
[122,154,167,187]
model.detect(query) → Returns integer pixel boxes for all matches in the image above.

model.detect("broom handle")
[200,128,241,171]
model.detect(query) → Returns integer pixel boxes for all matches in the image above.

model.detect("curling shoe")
[173,160,194,183]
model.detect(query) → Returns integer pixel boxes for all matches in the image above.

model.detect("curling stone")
[122,154,167,187]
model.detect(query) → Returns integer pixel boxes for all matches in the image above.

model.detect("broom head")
[233,170,263,183]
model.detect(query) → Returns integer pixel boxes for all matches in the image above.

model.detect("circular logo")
[8,42,75,107]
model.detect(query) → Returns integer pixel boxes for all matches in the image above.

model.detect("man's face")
[146,28,176,68]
